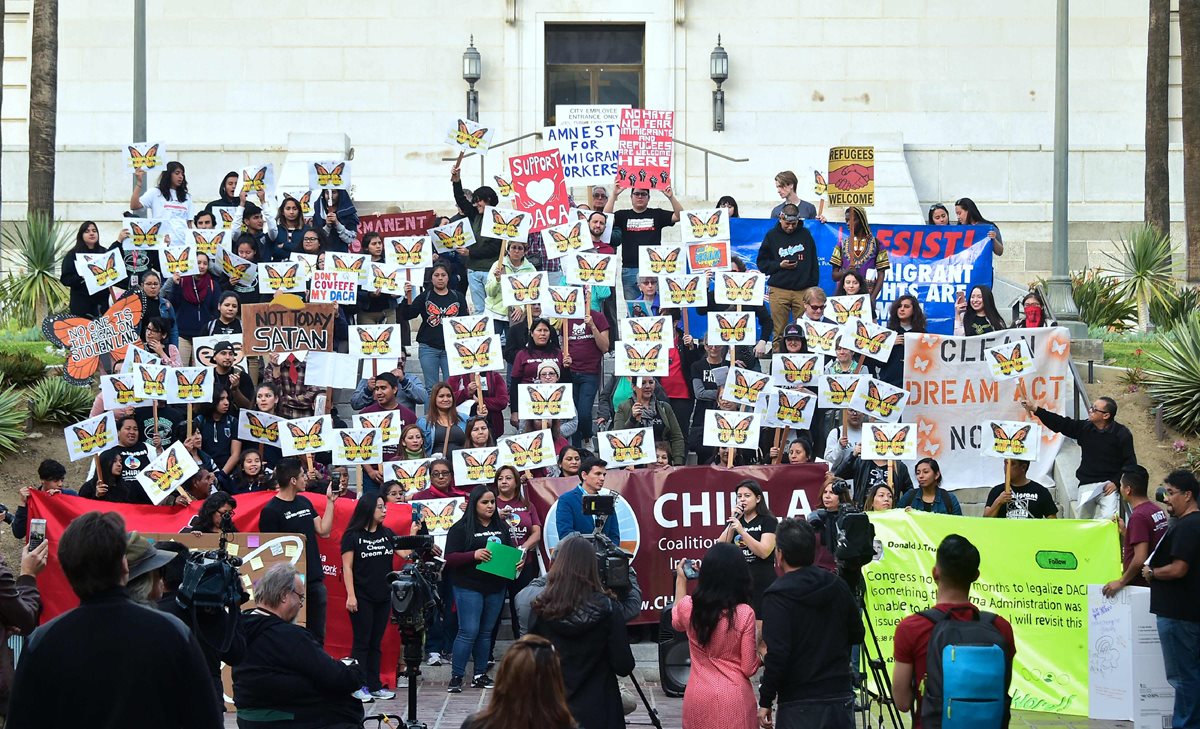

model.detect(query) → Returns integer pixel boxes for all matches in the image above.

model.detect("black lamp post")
[710,35,729,132]
[463,36,482,122]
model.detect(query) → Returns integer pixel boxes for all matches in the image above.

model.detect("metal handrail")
[1027,283,1090,419]
[440,132,545,187]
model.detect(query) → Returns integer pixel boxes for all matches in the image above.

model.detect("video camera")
[387,534,443,630]
[581,494,632,592]
[176,511,248,653]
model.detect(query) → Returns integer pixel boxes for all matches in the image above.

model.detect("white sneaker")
[352,688,374,702]
[427,652,443,666]
[371,688,396,700]
[395,676,408,688]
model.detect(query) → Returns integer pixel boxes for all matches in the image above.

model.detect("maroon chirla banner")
[528,463,826,623]
[355,210,438,245]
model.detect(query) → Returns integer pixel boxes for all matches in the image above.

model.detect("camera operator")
[341,495,405,702]
[555,457,620,543]
[758,518,862,729]
[233,563,363,729]
[808,475,852,573]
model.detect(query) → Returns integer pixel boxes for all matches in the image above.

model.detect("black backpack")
[918,608,1011,729]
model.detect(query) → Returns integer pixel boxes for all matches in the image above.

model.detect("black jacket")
[531,593,635,729]
[7,588,221,729]
[756,223,819,291]
[60,243,120,318]
[232,609,363,729]
[758,566,863,708]
[157,592,247,707]
[1034,407,1137,486]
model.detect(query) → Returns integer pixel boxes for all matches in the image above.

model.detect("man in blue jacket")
[555,456,620,544]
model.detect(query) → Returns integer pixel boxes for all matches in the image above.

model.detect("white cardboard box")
[1088,585,1175,729]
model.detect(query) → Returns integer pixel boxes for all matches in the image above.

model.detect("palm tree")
[1145,0,1170,236]
[1105,225,1178,333]
[1182,1,1200,282]
[27,0,58,220]
[0,212,70,326]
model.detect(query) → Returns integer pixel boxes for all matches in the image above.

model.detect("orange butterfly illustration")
[314,162,345,187]
[549,288,579,316]
[163,247,192,275]
[454,120,489,149]
[86,253,122,287]
[173,369,208,400]
[454,338,494,369]
[340,431,378,461]
[606,431,647,463]
[665,277,700,305]
[357,327,395,356]
[687,212,722,239]
[286,420,326,451]
[506,434,546,468]
[870,426,912,457]
[245,413,280,443]
[128,144,160,170]
[463,451,498,482]
[144,449,185,491]
[72,418,112,453]
[646,247,682,274]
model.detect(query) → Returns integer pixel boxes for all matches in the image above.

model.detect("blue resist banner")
[730,219,994,334]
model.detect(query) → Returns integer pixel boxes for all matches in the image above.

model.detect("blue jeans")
[468,270,489,315]
[1157,616,1200,729]
[621,268,640,303]
[451,586,505,678]
[424,573,456,656]
[418,343,449,392]
[572,372,601,446]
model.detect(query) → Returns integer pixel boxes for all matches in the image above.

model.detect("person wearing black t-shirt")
[1144,469,1200,729]
[340,495,402,701]
[604,181,681,300]
[983,459,1059,519]
[102,414,154,504]
[259,457,338,647]
[718,479,778,621]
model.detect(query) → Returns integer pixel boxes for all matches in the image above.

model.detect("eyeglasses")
[291,588,305,603]
[1164,488,1183,498]
[631,191,649,197]
[806,303,825,310]
[1088,406,1111,415]
[432,470,451,477]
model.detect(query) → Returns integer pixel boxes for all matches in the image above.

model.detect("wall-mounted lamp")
[463,36,482,122]
[710,35,729,132]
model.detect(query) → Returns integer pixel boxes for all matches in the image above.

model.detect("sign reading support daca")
[862,511,1119,717]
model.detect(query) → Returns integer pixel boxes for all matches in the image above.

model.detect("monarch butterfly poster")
[616,108,672,190]
[705,311,757,347]
[220,247,258,288]
[508,149,571,232]
[497,429,556,471]
[332,428,384,466]
[827,294,873,326]
[282,189,314,217]
[131,363,168,400]
[309,160,351,191]
[713,271,766,307]
[658,273,707,309]
[441,314,492,345]
[722,366,772,408]
[136,441,199,505]
[121,219,170,251]
[429,219,478,254]
[561,251,618,288]
[758,388,817,430]
[680,208,730,244]
[349,324,404,359]
[445,117,494,155]
[862,423,916,461]
[500,271,550,309]
[161,244,200,278]
[541,220,593,260]
[839,319,898,363]
[361,261,409,297]
[211,206,242,231]
[802,319,840,356]
[125,141,166,173]
[386,458,436,494]
[597,426,656,468]
[166,366,214,405]
[119,344,161,374]
[980,420,1041,462]
[448,333,504,377]
[547,286,585,319]
[618,316,672,347]
[453,447,500,485]
[99,374,149,410]
[816,373,868,410]
[257,262,308,295]
[847,377,909,423]
[190,228,228,257]
[237,409,284,447]
[74,249,127,295]
[518,383,576,420]
[411,497,463,550]
[771,353,823,389]
[321,252,369,285]
[702,410,761,451]
[614,342,668,378]
[353,412,405,447]
[239,163,275,196]
[63,412,117,461]
[483,206,533,244]
[279,414,332,457]
[984,340,1038,382]
[571,207,614,244]
[638,244,686,276]
[385,235,433,269]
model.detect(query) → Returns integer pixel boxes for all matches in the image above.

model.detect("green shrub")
[1151,287,1200,332]
[1068,269,1136,332]
[28,377,94,424]
[0,213,72,327]
[0,388,28,461]
[0,352,47,388]
[1146,312,1200,434]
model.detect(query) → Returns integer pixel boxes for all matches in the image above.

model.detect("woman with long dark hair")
[273,195,313,255]
[878,294,928,387]
[444,484,518,692]
[130,160,192,221]
[491,465,543,639]
[187,492,237,534]
[716,195,740,218]
[898,457,962,515]
[341,495,402,701]
[167,251,222,365]
[419,383,470,456]
[831,206,889,300]
[717,479,778,621]
[955,197,1004,255]
[60,220,127,318]
[138,270,179,348]
[927,203,950,226]
[671,542,759,729]
[529,535,634,729]
[508,318,564,429]
[461,635,576,729]
[402,261,467,387]
[954,284,1006,336]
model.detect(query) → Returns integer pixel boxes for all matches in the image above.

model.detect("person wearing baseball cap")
[781,324,807,354]
[757,203,819,352]
[211,339,254,409]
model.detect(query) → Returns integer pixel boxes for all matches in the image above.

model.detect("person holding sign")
[835,432,913,507]
[310,188,359,252]
[769,171,818,220]
[954,197,1005,256]
[830,206,889,301]
[166,252,221,366]
[129,161,193,221]
[953,284,1007,337]
[272,195,315,256]
[451,165,504,316]
[757,204,819,352]
[605,182,682,301]
[982,459,1058,519]
[60,221,128,318]
[613,377,686,466]
[100,414,155,504]
[444,484,519,693]
[484,240,537,332]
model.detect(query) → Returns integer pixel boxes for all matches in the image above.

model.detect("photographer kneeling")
[233,563,363,729]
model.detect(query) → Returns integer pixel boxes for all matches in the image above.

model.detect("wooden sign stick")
[887,460,894,492]
[406,270,414,306]
[94,454,103,487]
[152,400,160,448]
[772,427,784,464]
[186,403,193,440]
[562,318,569,358]
[525,304,532,326]
[1005,460,1012,496]
[473,372,485,412]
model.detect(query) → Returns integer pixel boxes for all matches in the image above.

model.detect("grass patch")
[1104,340,1169,370]
[0,341,64,366]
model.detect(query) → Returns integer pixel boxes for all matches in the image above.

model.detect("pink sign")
[616,109,673,190]
[508,150,570,233]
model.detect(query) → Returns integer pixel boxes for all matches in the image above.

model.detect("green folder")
[476,542,523,580]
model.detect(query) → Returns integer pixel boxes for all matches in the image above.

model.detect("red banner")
[526,463,826,623]
[29,491,413,685]
[509,149,571,232]
[616,108,674,190]
[355,211,438,246]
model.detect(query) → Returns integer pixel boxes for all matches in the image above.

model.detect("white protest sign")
[63,412,117,462]
[136,441,198,505]
[309,270,358,305]
[597,427,656,468]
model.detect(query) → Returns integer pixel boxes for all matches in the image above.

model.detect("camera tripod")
[624,674,663,729]
[372,622,427,729]
[851,581,903,729]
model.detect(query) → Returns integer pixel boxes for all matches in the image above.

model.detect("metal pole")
[133,0,146,141]
[1043,0,1087,337]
